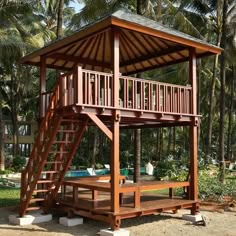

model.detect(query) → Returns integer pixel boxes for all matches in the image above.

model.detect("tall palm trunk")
[57,0,64,39]
[134,129,141,182]
[226,66,234,161]
[219,0,227,183]
[0,88,4,170]
[205,46,221,158]
[156,0,162,22]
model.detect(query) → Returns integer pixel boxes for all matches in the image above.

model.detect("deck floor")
[56,190,198,219]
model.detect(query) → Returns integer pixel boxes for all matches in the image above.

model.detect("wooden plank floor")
[56,191,198,219]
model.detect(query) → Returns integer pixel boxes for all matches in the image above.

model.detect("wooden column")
[39,56,46,120]
[110,29,120,214]
[189,48,198,201]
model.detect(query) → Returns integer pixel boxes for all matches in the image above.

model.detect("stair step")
[49,151,69,154]
[41,171,59,174]
[62,119,80,122]
[30,198,45,203]
[37,179,55,184]
[46,161,64,164]
[58,130,77,133]
[26,206,42,211]
[53,141,72,144]
[33,189,50,193]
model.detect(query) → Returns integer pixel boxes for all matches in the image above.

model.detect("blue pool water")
[65,169,110,177]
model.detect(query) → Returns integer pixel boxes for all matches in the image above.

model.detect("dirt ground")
[0,206,236,236]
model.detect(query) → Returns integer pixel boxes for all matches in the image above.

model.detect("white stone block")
[59,217,83,227]
[9,212,52,226]
[182,213,203,223]
[100,228,130,236]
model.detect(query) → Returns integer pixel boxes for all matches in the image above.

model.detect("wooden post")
[110,29,120,214]
[189,48,198,202]
[40,56,46,120]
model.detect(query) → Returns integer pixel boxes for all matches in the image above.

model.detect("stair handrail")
[20,81,60,198]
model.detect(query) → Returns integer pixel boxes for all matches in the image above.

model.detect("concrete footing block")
[100,228,130,236]
[9,212,52,226]
[182,213,203,223]
[59,217,83,227]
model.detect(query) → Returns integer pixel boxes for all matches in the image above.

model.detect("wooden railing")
[41,67,192,116]
[119,75,192,114]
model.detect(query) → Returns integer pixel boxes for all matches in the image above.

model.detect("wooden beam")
[189,48,198,202]
[87,113,113,140]
[123,57,188,76]
[120,121,190,129]
[120,45,186,67]
[49,53,111,69]
[110,29,120,214]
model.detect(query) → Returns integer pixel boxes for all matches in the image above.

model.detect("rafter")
[48,53,111,69]
[120,45,186,68]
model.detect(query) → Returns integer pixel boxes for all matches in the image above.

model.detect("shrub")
[0,169,14,175]
[198,168,236,202]
[12,156,26,172]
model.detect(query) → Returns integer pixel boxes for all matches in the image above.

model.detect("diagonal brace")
[87,113,113,140]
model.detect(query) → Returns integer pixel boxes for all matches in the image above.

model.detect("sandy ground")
[0,206,236,236]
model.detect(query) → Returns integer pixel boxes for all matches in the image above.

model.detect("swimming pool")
[65,169,110,177]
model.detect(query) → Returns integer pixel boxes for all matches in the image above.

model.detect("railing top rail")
[42,90,53,95]
[120,75,192,89]
[60,69,76,78]
[82,68,113,77]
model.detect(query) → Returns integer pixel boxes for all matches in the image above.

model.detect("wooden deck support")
[189,48,198,208]
[110,29,120,217]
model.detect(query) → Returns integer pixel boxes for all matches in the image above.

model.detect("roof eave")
[20,17,113,65]
[110,17,223,55]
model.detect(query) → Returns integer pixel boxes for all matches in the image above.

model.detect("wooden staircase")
[19,84,88,217]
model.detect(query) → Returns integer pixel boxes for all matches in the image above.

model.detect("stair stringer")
[44,117,89,211]
[19,84,61,217]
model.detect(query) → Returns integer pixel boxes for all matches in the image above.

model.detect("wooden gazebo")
[19,9,222,230]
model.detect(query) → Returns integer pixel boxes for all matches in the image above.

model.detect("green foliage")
[12,156,26,172]
[0,186,20,207]
[154,154,189,181]
[0,169,14,175]
[198,167,236,202]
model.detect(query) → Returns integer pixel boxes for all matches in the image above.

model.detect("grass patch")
[0,186,20,207]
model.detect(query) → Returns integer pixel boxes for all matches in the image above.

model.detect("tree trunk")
[136,0,142,14]
[167,127,172,155]
[56,0,64,39]
[0,88,4,170]
[156,0,162,22]
[205,54,220,157]
[156,128,160,160]
[134,129,141,183]
[173,126,176,155]
[10,74,19,157]
[160,128,163,159]
[92,128,98,168]
[219,0,227,183]
[226,67,234,161]
[205,0,222,158]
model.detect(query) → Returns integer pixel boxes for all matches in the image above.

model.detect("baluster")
[77,67,83,104]
[141,82,144,110]
[132,80,135,109]
[156,84,159,111]
[149,83,152,110]
[107,75,110,106]
[134,80,137,109]
[84,72,88,104]
[104,75,107,106]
